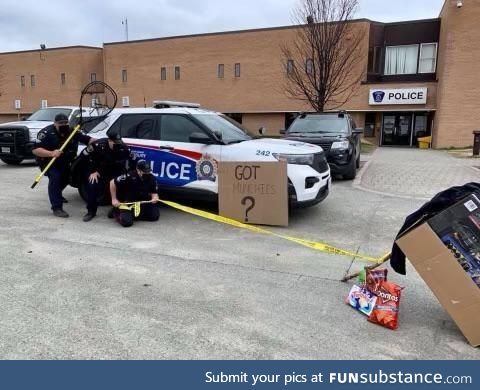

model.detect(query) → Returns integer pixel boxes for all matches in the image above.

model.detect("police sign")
[369,87,428,105]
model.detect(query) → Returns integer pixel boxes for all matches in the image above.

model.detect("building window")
[175,66,180,80]
[161,67,167,81]
[20,76,25,87]
[305,59,314,75]
[384,45,418,75]
[419,43,438,73]
[368,47,382,74]
[287,59,294,75]
[122,69,127,83]
[218,64,224,79]
[60,73,66,85]
[30,75,36,87]
[90,73,97,82]
[234,63,241,78]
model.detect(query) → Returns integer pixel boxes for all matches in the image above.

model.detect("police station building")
[0,0,478,149]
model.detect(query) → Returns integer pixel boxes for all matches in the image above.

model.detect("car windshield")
[193,114,253,144]
[288,115,348,134]
[27,108,72,122]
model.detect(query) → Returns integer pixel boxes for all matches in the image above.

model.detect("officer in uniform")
[81,132,133,222]
[109,160,160,228]
[32,113,94,218]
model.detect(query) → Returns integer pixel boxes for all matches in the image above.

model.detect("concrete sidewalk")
[354,148,479,200]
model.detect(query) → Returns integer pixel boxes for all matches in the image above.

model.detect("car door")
[157,114,222,193]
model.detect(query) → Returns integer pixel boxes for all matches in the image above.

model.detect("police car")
[81,103,331,208]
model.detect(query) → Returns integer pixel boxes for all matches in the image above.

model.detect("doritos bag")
[368,281,403,330]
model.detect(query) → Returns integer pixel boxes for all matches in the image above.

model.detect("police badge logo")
[196,154,218,182]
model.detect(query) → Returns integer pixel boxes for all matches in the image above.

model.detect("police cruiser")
[77,103,331,208]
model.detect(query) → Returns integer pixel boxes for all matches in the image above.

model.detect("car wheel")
[78,179,111,206]
[1,157,23,165]
[356,152,361,169]
[343,156,357,180]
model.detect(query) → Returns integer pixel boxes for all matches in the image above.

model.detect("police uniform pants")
[46,167,69,210]
[115,203,160,228]
[85,178,108,215]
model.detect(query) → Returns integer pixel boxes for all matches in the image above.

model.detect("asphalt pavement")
[0,151,479,359]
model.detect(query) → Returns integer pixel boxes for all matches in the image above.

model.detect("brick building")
[0,0,478,148]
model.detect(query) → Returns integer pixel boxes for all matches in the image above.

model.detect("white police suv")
[84,103,331,208]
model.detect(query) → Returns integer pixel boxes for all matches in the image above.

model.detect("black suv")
[283,112,363,180]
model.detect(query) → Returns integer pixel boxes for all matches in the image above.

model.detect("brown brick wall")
[242,113,285,136]
[435,0,480,148]
[0,47,103,116]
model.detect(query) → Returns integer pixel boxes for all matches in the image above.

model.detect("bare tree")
[281,0,366,112]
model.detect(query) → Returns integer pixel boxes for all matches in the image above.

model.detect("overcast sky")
[0,0,445,52]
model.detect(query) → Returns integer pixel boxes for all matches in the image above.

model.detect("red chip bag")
[368,281,403,330]
[366,269,388,293]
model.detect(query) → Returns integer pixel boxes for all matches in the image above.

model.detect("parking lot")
[0,148,479,359]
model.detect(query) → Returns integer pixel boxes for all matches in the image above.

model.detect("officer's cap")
[136,160,152,174]
[108,131,122,143]
[54,113,69,123]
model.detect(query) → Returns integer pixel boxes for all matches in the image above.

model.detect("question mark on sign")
[241,196,256,222]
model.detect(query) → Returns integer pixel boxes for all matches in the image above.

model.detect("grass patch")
[361,141,377,154]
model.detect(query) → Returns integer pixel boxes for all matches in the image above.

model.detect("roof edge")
[0,45,102,56]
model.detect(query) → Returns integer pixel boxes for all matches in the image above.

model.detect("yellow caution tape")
[160,200,384,264]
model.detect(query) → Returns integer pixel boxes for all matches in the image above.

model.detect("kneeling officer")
[82,131,132,222]
[109,160,160,227]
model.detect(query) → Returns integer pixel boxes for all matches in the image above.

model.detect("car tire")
[356,152,361,169]
[343,156,357,180]
[1,157,23,165]
[78,179,111,206]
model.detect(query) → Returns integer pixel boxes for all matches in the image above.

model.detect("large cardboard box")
[396,194,480,347]
[218,161,288,227]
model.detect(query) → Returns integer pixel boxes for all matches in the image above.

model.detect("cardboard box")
[396,195,480,347]
[218,161,288,227]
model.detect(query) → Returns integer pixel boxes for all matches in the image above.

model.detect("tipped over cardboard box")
[396,194,480,347]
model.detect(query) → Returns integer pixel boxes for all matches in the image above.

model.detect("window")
[194,114,252,144]
[160,115,204,142]
[20,76,25,87]
[218,64,224,79]
[384,45,418,75]
[122,69,127,83]
[368,47,382,74]
[287,59,294,75]
[305,59,314,75]
[234,63,241,78]
[61,73,66,85]
[161,67,167,81]
[30,75,36,87]
[90,73,97,82]
[175,66,180,80]
[224,113,242,124]
[117,114,160,140]
[419,43,437,73]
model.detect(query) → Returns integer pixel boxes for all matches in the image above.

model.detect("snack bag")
[346,285,377,316]
[368,281,402,330]
[366,268,388,293]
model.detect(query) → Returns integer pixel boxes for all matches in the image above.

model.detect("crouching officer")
[109,160,160,227]
[82,131,132,222]
[32,113,94,218]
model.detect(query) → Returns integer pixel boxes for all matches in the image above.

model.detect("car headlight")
[331,141,350,150]
[273,153,314,165]
[29,129,41,142]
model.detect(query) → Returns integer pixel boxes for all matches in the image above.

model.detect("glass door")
[382,113,413,146]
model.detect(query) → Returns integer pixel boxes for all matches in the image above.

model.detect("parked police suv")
[73,102,331,208]
[283,112,363,180]
[0,107,99,165]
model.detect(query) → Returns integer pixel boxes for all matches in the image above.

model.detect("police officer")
[32,113,94,218]
[109,160,160,228]
[82,132,133,222]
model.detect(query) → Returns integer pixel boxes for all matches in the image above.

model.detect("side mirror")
[279,129,286,135]
[353,128,364,135]
[22,117,28,121]
[258,127,266,136]
[190,132,215,144]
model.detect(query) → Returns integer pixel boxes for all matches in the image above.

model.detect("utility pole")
[122,18,129,41]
